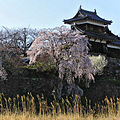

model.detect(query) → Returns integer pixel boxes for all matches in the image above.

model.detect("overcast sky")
[0,0,119,35]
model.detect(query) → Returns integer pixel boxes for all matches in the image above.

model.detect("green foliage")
[23,61,56,72]
[101,75,120,86]
[2,57,21,76]
[89,55,108,74]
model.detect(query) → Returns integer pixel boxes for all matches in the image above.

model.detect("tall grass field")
[0,93,119,120]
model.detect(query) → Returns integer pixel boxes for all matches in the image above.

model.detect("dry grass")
[0,112,119,120]
[0,93,119,120]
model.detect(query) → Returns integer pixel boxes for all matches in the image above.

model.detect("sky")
[0,0,120,35]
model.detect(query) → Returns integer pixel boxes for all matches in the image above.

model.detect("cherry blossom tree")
[27,26,95,97]
[0,44,7,81]
[0,27,39,81]
[0,59,7,81]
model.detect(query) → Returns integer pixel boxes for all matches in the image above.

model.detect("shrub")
[89,55,108,75]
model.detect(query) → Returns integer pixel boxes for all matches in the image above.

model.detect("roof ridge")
[80,8,95,14]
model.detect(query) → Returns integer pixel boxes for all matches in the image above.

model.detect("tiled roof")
[111,41,120,46]
[74,25,119,41]
[64,8,112,25]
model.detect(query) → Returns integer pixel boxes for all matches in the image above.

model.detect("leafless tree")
[0,27,39,56]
